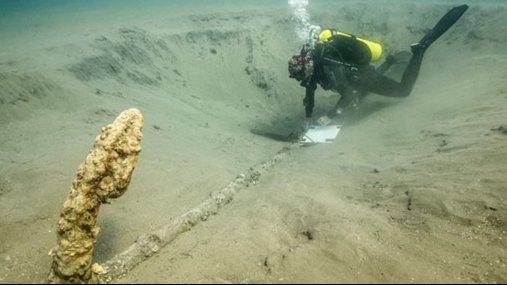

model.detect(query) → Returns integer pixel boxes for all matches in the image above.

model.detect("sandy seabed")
[1,0,506,283]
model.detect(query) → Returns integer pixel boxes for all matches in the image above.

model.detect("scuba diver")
[288,4,469,127]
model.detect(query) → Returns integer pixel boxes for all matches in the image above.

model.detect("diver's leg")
[376,54,396,75]
[362,5,469,97]
[357,45,425,98]
[398,48,425,96]
[397,4,469,94]
[356,65,407,97]
[361,20,460,98]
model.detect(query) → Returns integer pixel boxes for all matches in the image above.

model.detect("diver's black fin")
[415,4,469,51]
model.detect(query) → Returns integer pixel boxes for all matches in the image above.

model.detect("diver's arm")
[327,87,355,118]
[303,82,317,118]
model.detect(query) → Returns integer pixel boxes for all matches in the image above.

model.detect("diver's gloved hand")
[327,107,343,119]
[317,115,332,126]
[319,107,344,126]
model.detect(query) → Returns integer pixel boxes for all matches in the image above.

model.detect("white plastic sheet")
[301,125,342,144]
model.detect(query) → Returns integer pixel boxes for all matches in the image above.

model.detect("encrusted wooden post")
[48,108,143,284]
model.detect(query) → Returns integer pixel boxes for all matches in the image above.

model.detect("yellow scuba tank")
[317,28,383,62]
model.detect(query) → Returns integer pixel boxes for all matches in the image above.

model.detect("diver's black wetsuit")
[301,34,425,118]
[299,4,469,119]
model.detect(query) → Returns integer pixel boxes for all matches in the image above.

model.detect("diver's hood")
[288,45,314,82]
